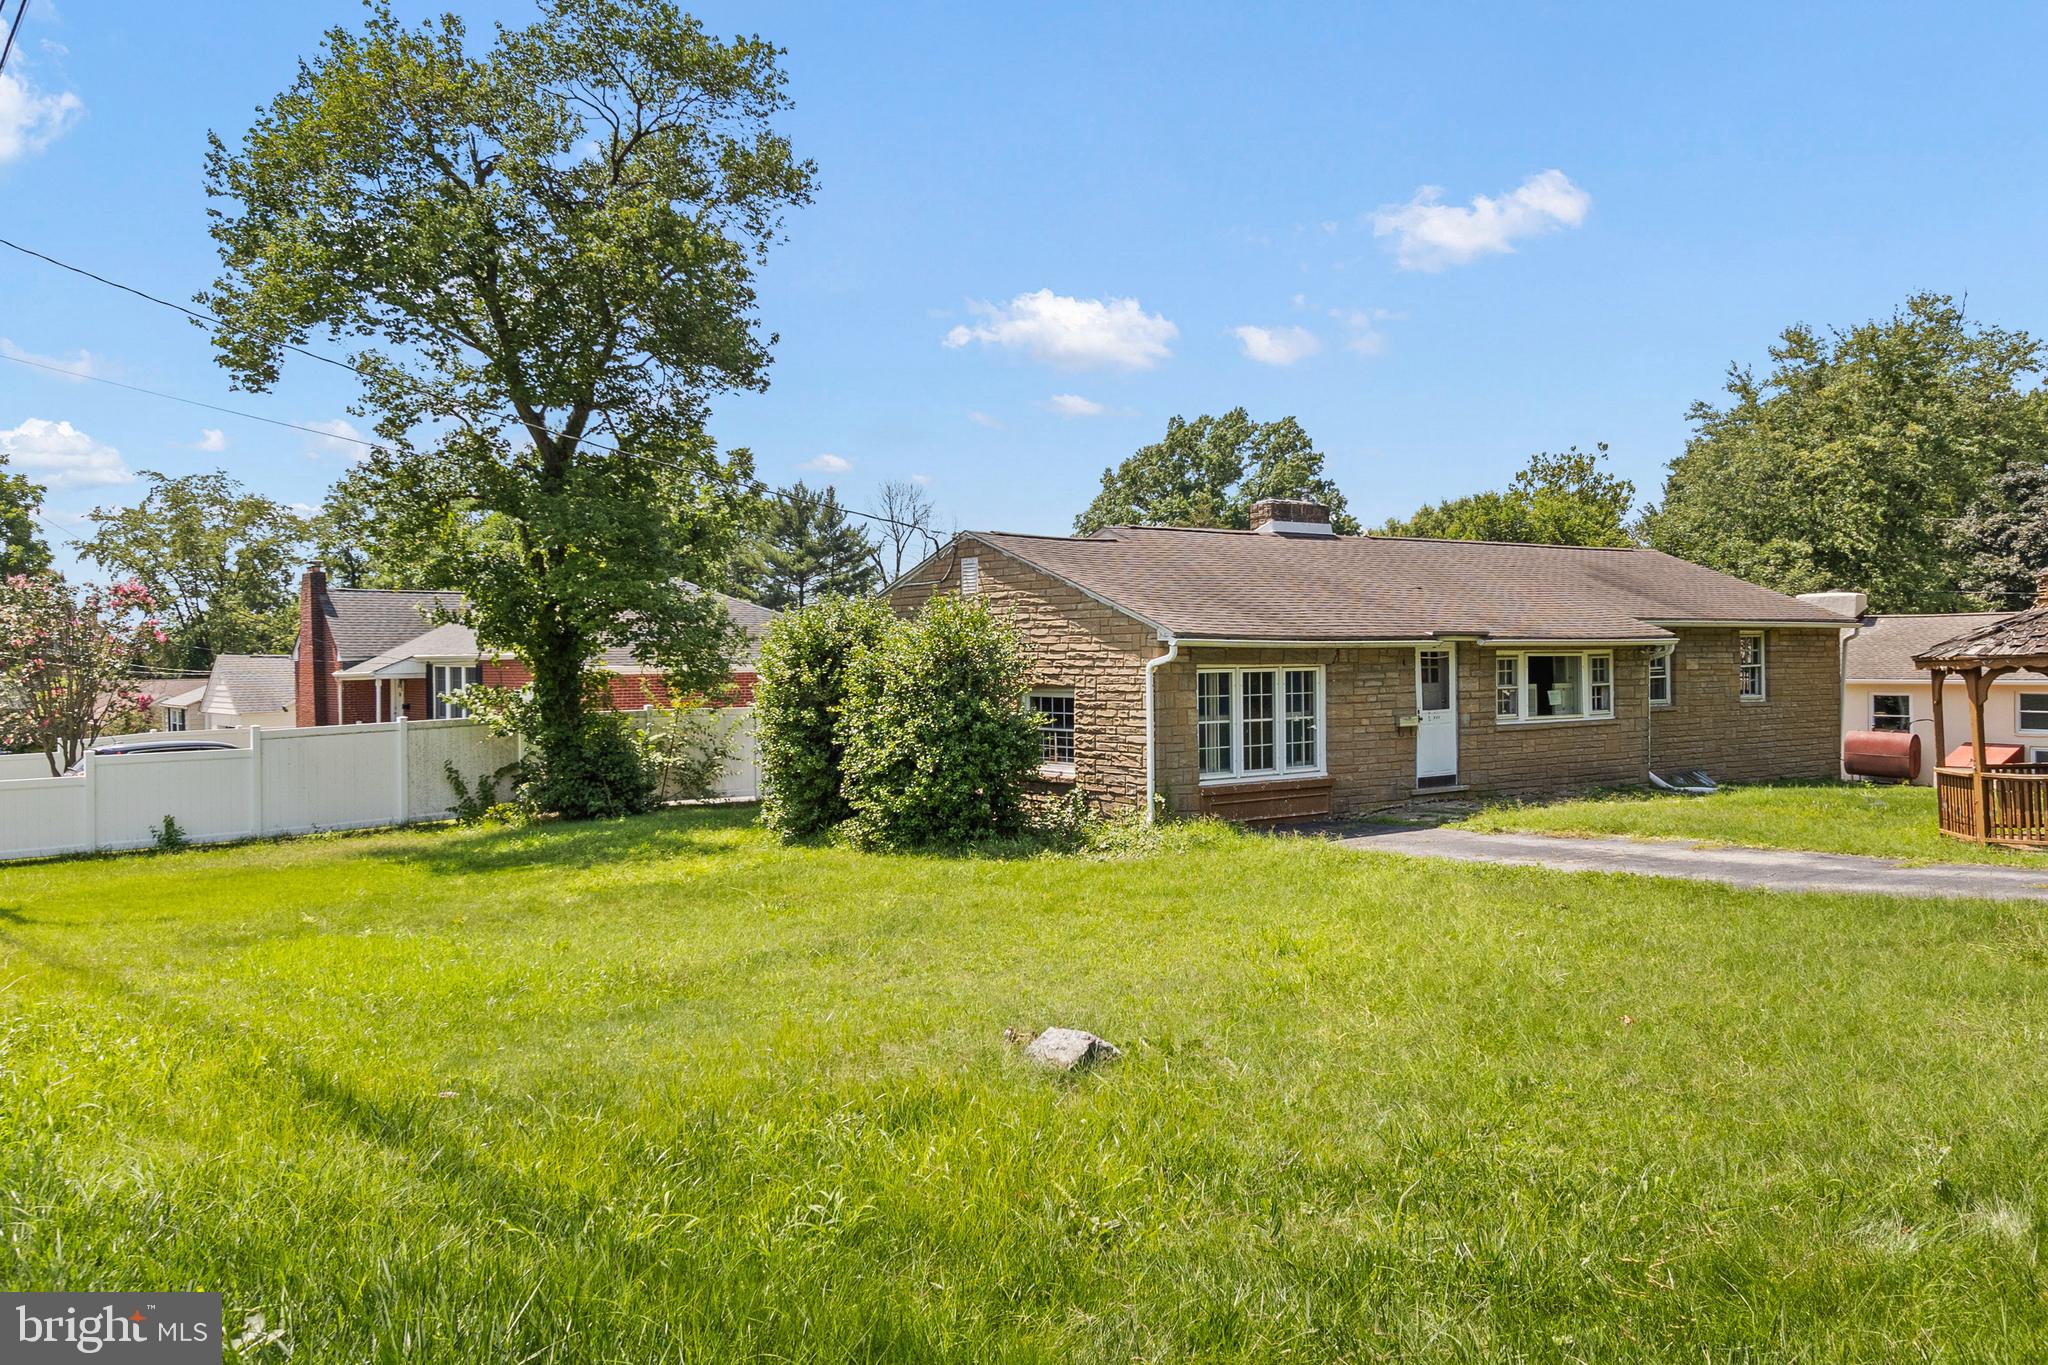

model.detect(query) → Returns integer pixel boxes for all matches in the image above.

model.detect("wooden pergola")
[1914,601,2048,847]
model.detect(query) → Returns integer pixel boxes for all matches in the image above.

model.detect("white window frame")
[1738,631,1767,701]
[1196,664,1325,784]
[1493,650,1615,725]
[1647,646,1673,708]
[2030,746,2048,765]
[1870,693,1913,734]
[1027,687,1076,775]
[163,707,187,733]
[430,663,483,720]
[2018,693,2048,735]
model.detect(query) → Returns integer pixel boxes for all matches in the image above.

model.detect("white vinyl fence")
[0,709,758,863]
[0,726,252,782]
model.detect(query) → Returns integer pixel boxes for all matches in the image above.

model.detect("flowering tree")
[0,574,165,775]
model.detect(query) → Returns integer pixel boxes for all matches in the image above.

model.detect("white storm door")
[1415,646,1458,783]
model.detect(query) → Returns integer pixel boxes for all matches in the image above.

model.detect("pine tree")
[742,483,881,609]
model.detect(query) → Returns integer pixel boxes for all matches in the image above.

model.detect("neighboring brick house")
[884,498,1856,822]
[292,564,773,726]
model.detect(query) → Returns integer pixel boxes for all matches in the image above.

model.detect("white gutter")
[1142,633,1180,824]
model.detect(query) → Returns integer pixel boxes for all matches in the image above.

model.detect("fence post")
[82,749,99,854]
[394,719,409,825]
[248,727,265,838]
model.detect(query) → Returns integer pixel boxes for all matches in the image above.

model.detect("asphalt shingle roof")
[1845,612,2045,681]
[206,654,296,715]
[324,589,466,666]
[967,527,1852,642]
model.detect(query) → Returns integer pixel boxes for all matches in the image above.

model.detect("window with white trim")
[1028,688,1075,771]
[1870,694,1912,733]
[2019,693,2048,734]
[1648,648,1672,707]
[1197,666,1324,780]
[1738,631,1766,700]
[163,707,187,732]
[2031,746,2048,765]
[431,663,483,719]
[1493,651,1615,723]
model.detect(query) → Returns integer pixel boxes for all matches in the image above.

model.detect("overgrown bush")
[838,594,1042,850]
[459,674,655,819]
[754,595,897,838]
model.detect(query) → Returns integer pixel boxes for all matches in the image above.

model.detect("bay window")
[1493,651,1615,723]
[1197,665,1324,780]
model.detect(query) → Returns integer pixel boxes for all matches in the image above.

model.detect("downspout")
[1142,632,1180,824]
[1838,618,1863,780]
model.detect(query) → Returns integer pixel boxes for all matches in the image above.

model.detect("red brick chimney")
[296,563,334,726]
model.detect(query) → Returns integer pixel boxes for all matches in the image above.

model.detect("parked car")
[62,739,237,775]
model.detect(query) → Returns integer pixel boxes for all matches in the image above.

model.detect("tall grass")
[2,808,2045,1361]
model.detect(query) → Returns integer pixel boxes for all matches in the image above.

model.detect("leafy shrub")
[754,595,897,838]
[838,594,1042,850]
[149,814,189,853]
[444,760,525,825]
[458,675,655,819]
[636,699,739,804]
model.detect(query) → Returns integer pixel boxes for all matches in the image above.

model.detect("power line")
[0,0,28,79]
[0,236,937,539]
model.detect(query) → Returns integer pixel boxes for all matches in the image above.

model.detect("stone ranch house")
[885,499,1855,821]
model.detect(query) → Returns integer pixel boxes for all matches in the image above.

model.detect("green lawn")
[1456,779,2048,865]
[5,809,2048,1362]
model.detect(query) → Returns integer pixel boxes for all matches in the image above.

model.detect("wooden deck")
[1934,765,2048,847]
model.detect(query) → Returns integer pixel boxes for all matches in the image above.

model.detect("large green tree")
[1640,294,2048,611]
[740,482,880,608]
[0,453,51,577]
[75,470,306,671]
[1952,458,2048,608]
[199,0,814,816]
[1074,408,1361,534]
[311,466,467,590]
[1381,444,1636,546]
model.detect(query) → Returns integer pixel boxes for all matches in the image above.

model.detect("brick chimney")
[1248,497,1336,537]
[296,563,334,726]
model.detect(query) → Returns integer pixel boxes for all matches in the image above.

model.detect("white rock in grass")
[1022,1027,1121,1071]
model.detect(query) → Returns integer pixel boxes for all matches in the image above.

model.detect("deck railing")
[1933,765,2048,847]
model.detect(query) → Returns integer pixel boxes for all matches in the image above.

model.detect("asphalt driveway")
[1333,824,2048,901]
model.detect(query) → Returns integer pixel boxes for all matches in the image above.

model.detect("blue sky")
[4,1,2047,580]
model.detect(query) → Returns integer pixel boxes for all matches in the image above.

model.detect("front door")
[1415,646,1458,785]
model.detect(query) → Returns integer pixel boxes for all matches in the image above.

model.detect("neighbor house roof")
[204,654,296,717]
[323,588,466,666]
[1848,612,2044,682]
[131,677,207,710]
[961,526,1852,642]
[331,589,777,681]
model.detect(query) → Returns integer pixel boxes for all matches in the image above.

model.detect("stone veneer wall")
[885,541,1161,811]
[887,539,1845,814]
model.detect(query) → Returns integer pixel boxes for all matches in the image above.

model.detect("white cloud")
[1046,393,1108,418]
[944,289,1177,371]
[967,410,1003,429]
[1232,324,1321,367]
[1329,307,1399,357]
[303,417,367,460]
[192,427,227,452]
[0,418,133,488]
[0,337,104,381]
[0,70,82,163]
[910,473,932,486]
[801,452,852,474]
[1370,169,1590,271]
